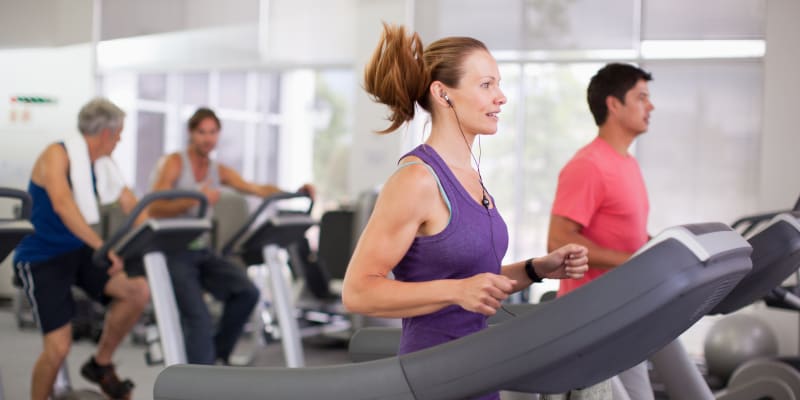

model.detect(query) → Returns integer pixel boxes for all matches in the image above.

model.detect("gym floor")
[0,304,351,400]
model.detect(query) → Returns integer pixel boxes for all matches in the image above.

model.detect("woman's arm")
[501,244,589,292]
[343,161,515,318]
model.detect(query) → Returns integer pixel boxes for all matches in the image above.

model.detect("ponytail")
[363,23,489,134]
[364,23,429,134]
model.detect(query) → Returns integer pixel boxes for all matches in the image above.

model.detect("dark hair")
[188,107,221,132]
[587,63,652,126]
[363,22,488,134]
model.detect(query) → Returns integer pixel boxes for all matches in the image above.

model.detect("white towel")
[63,136,128,225]
[64,136,100,225]
[94,156,126,205]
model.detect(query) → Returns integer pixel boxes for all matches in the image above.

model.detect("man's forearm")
[53,200,104,249]
[548,231,632,270]
[147,198,199,218]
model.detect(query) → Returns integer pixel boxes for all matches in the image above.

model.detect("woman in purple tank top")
[342,23,590,400]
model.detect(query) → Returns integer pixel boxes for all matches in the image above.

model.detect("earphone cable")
[450,105,516,319]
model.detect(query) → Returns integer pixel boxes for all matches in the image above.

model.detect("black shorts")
[14,245,111,335]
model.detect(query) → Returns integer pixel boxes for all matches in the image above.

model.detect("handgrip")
[220,191,313,256]
[0,188,33,219]
[93,190,208,268]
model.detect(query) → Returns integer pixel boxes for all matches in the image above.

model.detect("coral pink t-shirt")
[552,137,649,296]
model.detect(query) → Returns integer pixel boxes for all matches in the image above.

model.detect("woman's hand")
[536,244,589,280]
[456,273,517,316]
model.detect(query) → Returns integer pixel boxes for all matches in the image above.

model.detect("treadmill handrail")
[93,189,208,268]
[221,191,313,256]
[745,211,800,239]
[0,187,32,220]
[732,209,793,237]
[633,223,749,262]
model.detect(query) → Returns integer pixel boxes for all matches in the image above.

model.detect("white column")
[759,0,800,210]
[278,70,315,190]
[756,0,800,356]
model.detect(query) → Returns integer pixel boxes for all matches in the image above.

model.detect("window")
[638,61,762,231]
[102,70,286,196]
[412,0,766,301]
[311,69,356,208]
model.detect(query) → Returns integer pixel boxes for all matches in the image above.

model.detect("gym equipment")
[704,313,778,382]
[0,188,34,400]
[221,192,316,367]
[651,211,800,400]
[729,193,799,237]
[93,189,211,366]
[153,222,751,399]
[0,188,32,261]
[349,303,536,363]
[46,190,211,399]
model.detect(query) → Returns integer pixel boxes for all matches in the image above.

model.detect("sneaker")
[80,357,135,400]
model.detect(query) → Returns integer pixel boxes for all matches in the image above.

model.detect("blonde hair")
[363,23,488,134]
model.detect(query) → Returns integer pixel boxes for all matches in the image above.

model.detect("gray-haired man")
[14,98,149,400]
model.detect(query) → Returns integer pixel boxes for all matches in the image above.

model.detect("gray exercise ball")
[704,314,779,382]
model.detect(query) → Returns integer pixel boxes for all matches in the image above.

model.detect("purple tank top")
[394,144,509,356]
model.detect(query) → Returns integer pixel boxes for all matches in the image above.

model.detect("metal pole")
[263,244,305,367]
[144,251,187,366]
[649,339,714,400]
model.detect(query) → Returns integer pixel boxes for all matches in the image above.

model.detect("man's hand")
[297,183,316,200]
[536,244,589,280]
[199,182,220,206]
[107,250,124,276]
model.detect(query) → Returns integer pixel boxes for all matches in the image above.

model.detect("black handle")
[731,209,790,237]
[93,189,208,268]
[0,188,33,220]
[221,191,313,256]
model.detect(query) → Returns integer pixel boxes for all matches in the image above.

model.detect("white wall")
[97,25,261,72]
[0,0,92,48]
[99,0,259,40]
[266,0,357,65]
[97,0,359,73]
[0,43,95,297]
[0,44,96,188]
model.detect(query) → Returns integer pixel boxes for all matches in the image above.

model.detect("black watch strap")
[524,258,543,283]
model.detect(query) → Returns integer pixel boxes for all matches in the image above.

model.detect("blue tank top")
[394,144,508,355]
[14,144,97,263]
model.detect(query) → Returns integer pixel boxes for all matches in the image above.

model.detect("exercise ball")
[704,314,779,382]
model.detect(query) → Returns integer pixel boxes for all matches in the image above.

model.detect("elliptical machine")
[221,192,332,368]
[93,190,212,367]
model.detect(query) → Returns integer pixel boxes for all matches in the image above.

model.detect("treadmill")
[651,211,800,400]
[153,222,752,399]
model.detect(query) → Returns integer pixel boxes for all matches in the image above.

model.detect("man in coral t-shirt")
[548,63,655,399]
